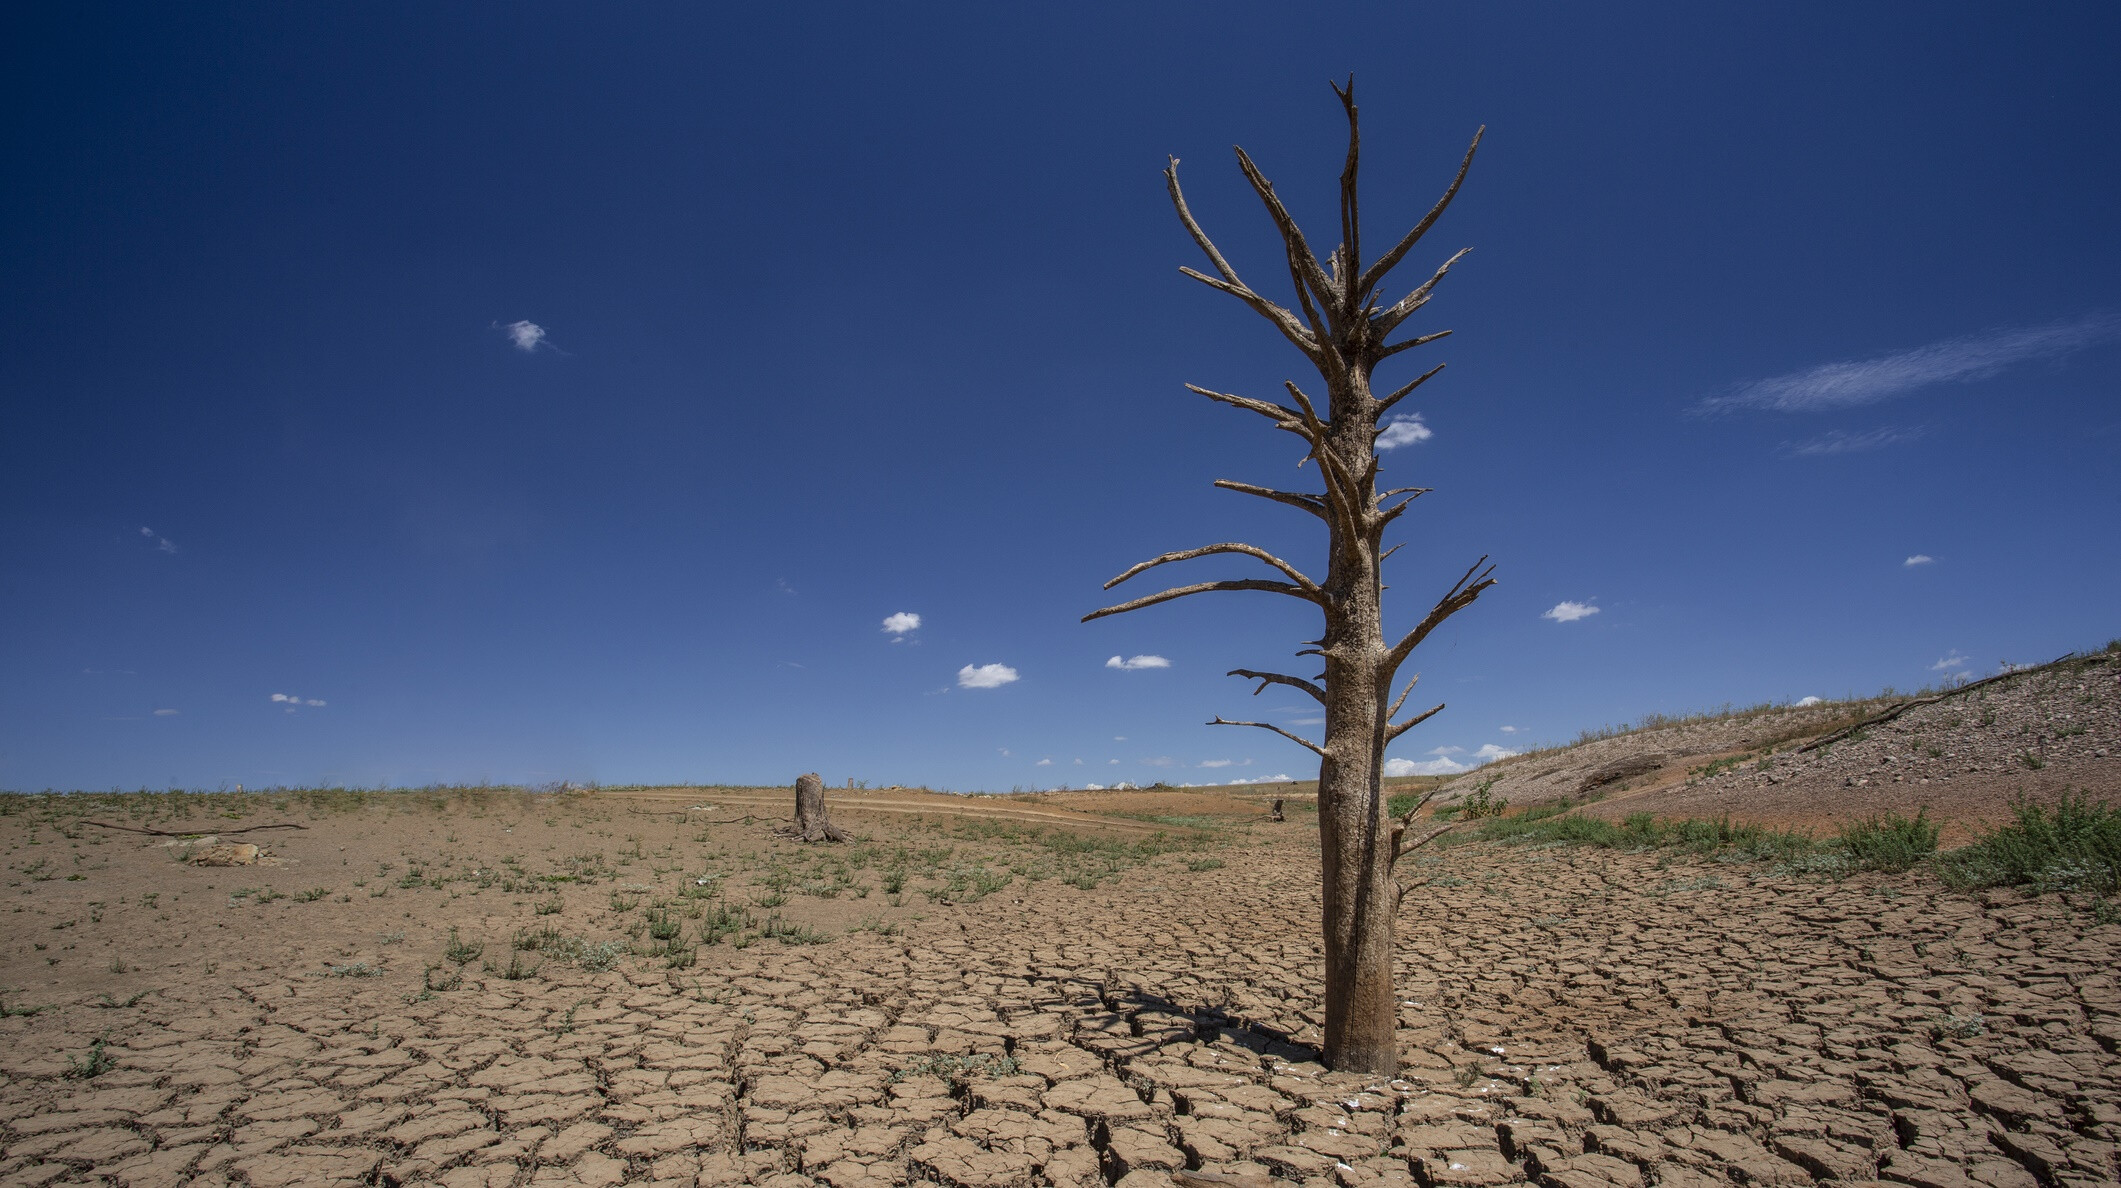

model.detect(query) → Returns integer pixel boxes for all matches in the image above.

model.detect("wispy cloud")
[1931,650,1970,672]
[882,611,921,640]
[500,320,555,353]
[774,578,797,597]
[268,692,327,711]
[1376,413,1433,450]
[1783,426,1923,456]
[139,526,177,554]
[957,663,1018,689]
[1105,654,1170,671]
[1498,725,1520,734]
[152,708,178,716]
[1699,312,2121,414]
[1904,554,1935,567]
[1035,758,1052,766]
[1542,600,1599,623]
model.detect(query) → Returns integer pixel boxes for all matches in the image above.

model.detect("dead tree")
[1085,81,1493,1074]
[792,772,849,843]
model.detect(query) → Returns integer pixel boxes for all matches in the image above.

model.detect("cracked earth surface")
[2,802,2117,1188]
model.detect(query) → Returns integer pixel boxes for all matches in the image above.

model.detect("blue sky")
[4,3,2117,792]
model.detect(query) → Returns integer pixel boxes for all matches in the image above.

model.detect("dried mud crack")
[1,791,2116,1188]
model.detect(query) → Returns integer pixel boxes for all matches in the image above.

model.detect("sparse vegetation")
[1835,809,1940,874]
[1934,793,2121,895]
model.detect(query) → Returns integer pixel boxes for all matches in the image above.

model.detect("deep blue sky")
[5,3,2117,792]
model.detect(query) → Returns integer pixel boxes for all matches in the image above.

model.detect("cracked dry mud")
[3,802,2117,1188]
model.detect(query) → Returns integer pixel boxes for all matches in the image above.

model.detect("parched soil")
[1,784,2116,1188]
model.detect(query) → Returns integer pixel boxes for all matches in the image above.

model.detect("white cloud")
[1699,312,2121,414]
[998,748,1012,757]
[306,699,326,707]
[957,663,1019,689]
[152,708,178,716]
[1105,654,1170,671]
[269,693,292,702]
[1542,600,1600,623]
[1035,758,1053,767]
[1385,756,1465,777]
[269,693,327,709]
[1498,725,1520,734]
[1795,696,1824,707]
[882,611,921,636]
[502,320,549,352]
[1114,736,1127,741]
[1289,717,1323,726]
[139,526,177,553]
[1385,742,1514,778]
[1785,426,1923,456]
[1072,758,1083,765]
[1113,782,1137,790]
[1932,650,1970,671]
[1084,783,1106,791]
[1904,554,1935,567]
[1141,757,1176,768]
[1375,413,1434,451]
[1265,774,1291,782]
[1199,759,1235,768]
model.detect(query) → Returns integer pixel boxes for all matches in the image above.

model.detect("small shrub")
[445,928,484,966]
[293,887,330,902]
[1836,809,1939,873]
[757,913,828,945]
[1186,857,1224,872]
[326,961,382,978]
[423,963,462,992]
[65,1039,115,1079]
[1934,793,2121,895]
[1458,782,1509,819]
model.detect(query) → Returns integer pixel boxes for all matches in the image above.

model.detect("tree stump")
[793,772,849,843]
[1270,798,1286,822]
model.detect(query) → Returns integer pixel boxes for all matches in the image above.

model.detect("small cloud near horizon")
[1385,742,1516,777]
[1543,600,1599,623]
[1697,312,2121,414]
[1905,554,1935,567]
[1375,413,1433,451]
[1795,696,1824,707]
[1932,650,1970,672]
[957,663,1019,689]
[1106,654,1170,671]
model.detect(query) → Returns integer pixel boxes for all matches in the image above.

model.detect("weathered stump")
[1270,798,1286,822]
[793,772,849,843]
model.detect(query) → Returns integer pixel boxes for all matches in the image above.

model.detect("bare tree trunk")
[1085,81,1493,1074]
[793,772,848,843]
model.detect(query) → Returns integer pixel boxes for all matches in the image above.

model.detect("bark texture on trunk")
[793,772,849,843]
[1085,81,1494,1074]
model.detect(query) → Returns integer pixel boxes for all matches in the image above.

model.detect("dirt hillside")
[1437,651,2119,837]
